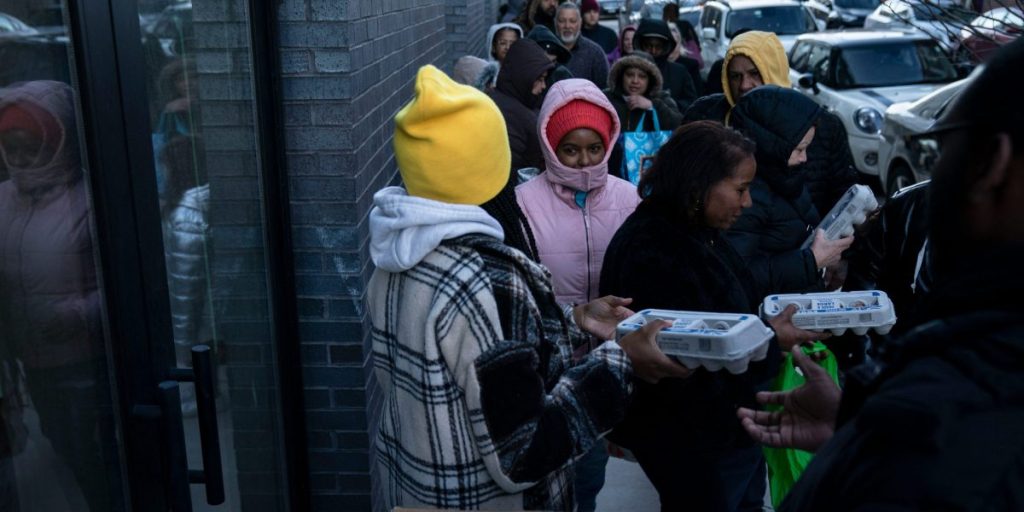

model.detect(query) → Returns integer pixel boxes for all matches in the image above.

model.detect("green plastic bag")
[762,341,840,508]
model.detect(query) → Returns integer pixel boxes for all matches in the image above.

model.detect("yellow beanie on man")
[394,65,511,206]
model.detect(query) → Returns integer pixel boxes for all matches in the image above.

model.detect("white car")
[699,0,823,77]
[788,30,959,176]
[878,72,974,193]
[863,0,976,50]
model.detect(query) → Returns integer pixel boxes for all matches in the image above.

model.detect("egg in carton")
[801,184,879,250]
[616,309,774,374]
[760,291,897,336]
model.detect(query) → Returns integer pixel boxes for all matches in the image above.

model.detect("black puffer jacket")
[632,19,697,111]
[488,39,554,172]
[600,199,781,455]
[683,93,858,215]
[726,86,824,295]
[782,258,1024,512]
[604,53,682,133]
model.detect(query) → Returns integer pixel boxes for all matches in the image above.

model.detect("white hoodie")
[369,186,505,273]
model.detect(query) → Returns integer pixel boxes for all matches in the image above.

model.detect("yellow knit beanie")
[394,65,511,205]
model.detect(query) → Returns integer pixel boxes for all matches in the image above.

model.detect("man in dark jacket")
[488,39,555,172]
[632,19,698,111]
[684,31,859,216]
[516,0,558,34]
[555,2,609,89]
[580,0,618,55]
[738,39,1024,512]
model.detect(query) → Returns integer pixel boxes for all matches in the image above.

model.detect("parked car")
[829,0,882,27]
[788,30,959,176]
[699,0,822,75]
[599,0,627,18]
[0,12,38,38]
[878,73,974,193]
[952,6,1023,63]
[679,5,703,27]
[864,0,976,50]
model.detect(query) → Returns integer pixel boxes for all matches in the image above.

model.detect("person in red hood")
[0,80,119,512]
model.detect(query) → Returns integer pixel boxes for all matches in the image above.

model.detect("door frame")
[63,0,308,508]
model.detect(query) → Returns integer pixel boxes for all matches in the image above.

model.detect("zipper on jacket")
[580,205,593,301]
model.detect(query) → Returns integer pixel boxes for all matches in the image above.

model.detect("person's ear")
[968,133,1013,204]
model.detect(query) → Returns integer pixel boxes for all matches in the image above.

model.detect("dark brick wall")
[277,1,494,510]
[193,0,500,509]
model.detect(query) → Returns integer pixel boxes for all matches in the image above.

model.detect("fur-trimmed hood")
[608,52,663,98]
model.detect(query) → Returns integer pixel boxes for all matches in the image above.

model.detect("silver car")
[878,72,975,194]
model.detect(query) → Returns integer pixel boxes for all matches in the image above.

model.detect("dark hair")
[638,121,755,226]
[480,175,540,261]
[663,4,679,23]
[160,135,207,213]
[677,20,700,48]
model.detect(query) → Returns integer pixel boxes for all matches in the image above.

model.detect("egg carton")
[616,309,774,374]
[801,184,879,249]
[760,291,897,336]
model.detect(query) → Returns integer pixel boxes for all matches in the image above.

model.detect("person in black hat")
[632,18,698,111]
[738,38,1024,511]
[527,25,575,88]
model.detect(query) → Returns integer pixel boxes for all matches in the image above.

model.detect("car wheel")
[886,163,915,195]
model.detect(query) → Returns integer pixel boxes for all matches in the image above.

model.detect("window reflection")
[0,5,124,508]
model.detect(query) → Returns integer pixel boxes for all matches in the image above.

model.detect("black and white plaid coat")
[369,233,633,510]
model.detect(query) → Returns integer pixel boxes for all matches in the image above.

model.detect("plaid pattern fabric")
[369,234,633,510]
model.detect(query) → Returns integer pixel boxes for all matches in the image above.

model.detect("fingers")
[755,389,789,406]
[601,295,633,307]
[740,417,787,447]
[791,346,830,381]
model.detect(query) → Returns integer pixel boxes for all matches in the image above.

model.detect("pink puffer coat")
[516,79,641,305]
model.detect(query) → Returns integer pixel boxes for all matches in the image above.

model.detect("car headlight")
[854,107,883,134]
[841,13,857,22]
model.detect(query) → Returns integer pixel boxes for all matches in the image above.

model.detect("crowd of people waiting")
[370,1,1024,511]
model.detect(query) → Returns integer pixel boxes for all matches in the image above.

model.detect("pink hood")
[537,79,621,193]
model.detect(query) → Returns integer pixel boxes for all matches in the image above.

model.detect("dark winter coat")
[632,19,698,111]
[845,180,932,337]
[581,23,618,54]
[565,36,609,89]
[683,93,858,215]
[600,199,782,456]
[604,53,682,133]
[782,256,1024,511]
[489,38,554,172]
[726,86,824,295]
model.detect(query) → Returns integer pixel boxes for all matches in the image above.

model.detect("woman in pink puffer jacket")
[516,79,641,306]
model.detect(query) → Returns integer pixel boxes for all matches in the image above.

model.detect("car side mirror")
[798,73,820,95]
[701,27,717,40]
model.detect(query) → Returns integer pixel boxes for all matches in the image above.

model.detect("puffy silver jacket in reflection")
[162,184,214,349]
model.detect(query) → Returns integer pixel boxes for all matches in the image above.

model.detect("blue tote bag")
[620,109,672,185]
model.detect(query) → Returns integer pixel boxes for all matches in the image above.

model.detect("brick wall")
[195,0,501,509]
[276,1,486,510]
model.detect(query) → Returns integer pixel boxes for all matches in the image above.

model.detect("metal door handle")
[167,344,226,505]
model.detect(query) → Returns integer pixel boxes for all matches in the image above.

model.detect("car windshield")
[893,1,976,23]
[726,6,812,36]
[835,0,878,9]
[834,41,957,88]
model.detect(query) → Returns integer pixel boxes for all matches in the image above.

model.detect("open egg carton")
[616,309,774,374]
[760,291,897,336]
[801,184,879,249]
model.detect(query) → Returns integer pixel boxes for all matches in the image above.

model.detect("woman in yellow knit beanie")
[367,65,689,511]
